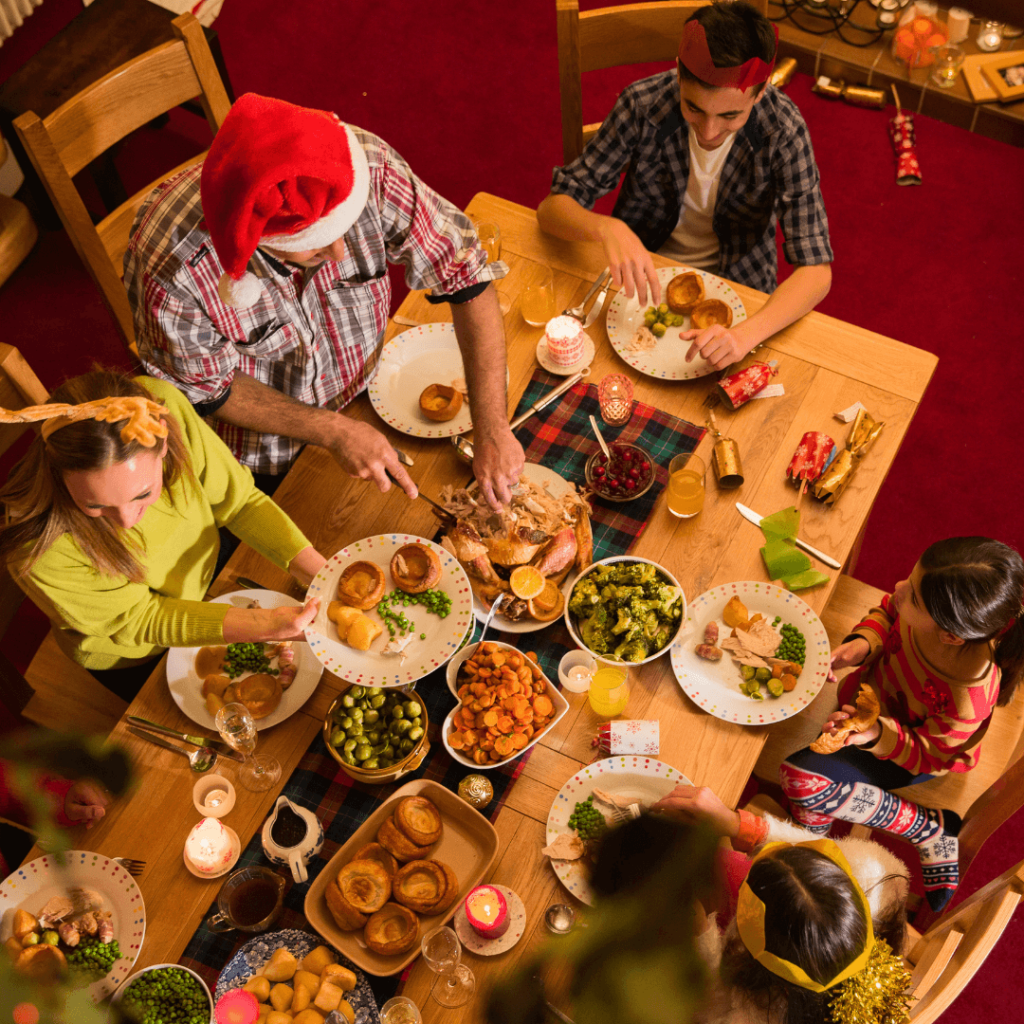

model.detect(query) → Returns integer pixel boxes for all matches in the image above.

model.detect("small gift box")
[593,720,659,756]
[717,362,775,410]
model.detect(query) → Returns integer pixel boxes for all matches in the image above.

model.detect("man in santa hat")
[124,93,523,509]
[537,0,833,371]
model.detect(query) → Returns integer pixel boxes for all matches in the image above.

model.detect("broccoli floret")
[656,585,684,619]
[651,623,675,652]
[590,566,618,587]
[569,579,600,617]
[600,584,644,605]
[641,610,660,641]
[614,637,649,662]
[612,562,657,587]
[611,607,634,636]
[580,614,612,654]
[628,595,660,619]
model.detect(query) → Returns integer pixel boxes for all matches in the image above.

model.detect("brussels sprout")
[404,701,422,718]
[355,744,372,762]
[341,694,356,708]
[363,709,380,726]
[21,933,39,947]
[340,716,353,731]
[41,931,59,946]
[407,726,424,742]
[658,303,669,314]
[341,751,357,766]
[330,729,346,747]
[343,738,358,753]
[366,730,381,745]
[350,685,366,699]
[378,758,393,770]
[391,705,404,720]
[349,707,364,723]
[362,758,380,770]
[651,322,667,338]
[367,687,384,697]
[767,678,785,698]
[754,667,772,683]
[741,665,756,681]
[400,738,415,754]
[369,695,386,709]
[393,719,412,736]
[347,723,364,738]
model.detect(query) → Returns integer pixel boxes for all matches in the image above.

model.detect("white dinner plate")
[367,323,506,438]
[304,534,474,687]
[468,463,585,635]
[0,852,146,1003]
[605,266,747,380]
[670,581,830,725]
[545,757,691,906]
[166,590,324,732]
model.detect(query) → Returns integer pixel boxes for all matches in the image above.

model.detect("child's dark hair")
[720,846,904,1024]
[919,537,1024,705]
[678,1,777,92]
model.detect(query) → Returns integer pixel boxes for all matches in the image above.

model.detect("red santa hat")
[200,93,370,309]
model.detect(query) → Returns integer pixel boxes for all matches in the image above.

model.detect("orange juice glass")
[521,265,557,325]
[667,453,706,518]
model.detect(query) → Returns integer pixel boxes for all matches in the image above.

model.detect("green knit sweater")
[15,378,311,670]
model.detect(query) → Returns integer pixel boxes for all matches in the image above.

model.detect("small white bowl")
[443,640,568,769]
[112,963,214,1020]
[564,555,687,667]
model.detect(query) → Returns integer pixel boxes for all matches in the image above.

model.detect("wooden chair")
[556,0,770,165]
[0,133,38,289]
[0,344,127,734]
[11,13,231,359]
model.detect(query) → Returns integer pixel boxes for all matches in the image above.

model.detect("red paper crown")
[678,21,779,91]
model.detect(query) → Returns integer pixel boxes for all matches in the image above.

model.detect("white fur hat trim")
[218,269,265,309]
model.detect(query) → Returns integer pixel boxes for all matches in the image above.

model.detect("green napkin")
[758,505,829,591]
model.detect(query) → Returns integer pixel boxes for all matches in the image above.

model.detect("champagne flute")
[474,221,512,314]
[215,702,281,792]
[421,925,475,1008]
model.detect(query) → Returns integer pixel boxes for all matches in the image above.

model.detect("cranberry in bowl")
[585,442,655,502]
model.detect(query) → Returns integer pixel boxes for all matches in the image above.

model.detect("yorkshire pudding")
[325,878,368,931]
[527,579,565,623]
[430,860,461,914]
[337,859,392,913]
[392,859,448,913]
[690,298,733,330]
[14,943,67,982]
[231,673,282,719]
[419,383,463,423]
[353,842,399,879]
[390,543,442,594]
[666,272,705,314]
[394,796,444,846]
[377,814,435,863]
[337,560,386,610]
[364,902,420,956]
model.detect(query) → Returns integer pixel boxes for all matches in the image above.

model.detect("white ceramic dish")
[605,266,747,380]
[166,589,324,732]
[367,323,506,438]
[112,962,212,1018]
[304,534,474,687]
[442,640,569,769]
[564,556,687,666]
[545,757,692,905]
[0,851,146,1003]
[670,581,830,725]
[468,463,588,635]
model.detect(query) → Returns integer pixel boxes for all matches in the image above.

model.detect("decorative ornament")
[827,939,912,1024]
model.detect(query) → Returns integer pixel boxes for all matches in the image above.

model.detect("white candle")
[204,788,229,809]
[946,7,971,44]
[542,316,587,366]
[185,817,233,874]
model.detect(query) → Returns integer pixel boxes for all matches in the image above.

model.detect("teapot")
[260,795,323,883]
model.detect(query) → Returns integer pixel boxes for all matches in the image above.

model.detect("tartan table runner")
[179,368,704,1007]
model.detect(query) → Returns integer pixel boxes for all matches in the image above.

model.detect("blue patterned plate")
[215,928,378,1022]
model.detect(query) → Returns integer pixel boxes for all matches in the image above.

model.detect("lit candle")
[542,315,588,367]
[464,885,509,940]
[205,788,229,809]
[215,989,259,1024]
[185,818,233,874]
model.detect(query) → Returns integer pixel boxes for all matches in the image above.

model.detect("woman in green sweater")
[0,370,325,699]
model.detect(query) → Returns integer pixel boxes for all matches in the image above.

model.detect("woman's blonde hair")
[0,371,195,583]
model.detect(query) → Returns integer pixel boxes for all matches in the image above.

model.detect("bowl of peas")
[323,684,430,784]
[112,963,212,1024]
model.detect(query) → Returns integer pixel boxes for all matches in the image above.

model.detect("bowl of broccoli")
[564,557,687,665]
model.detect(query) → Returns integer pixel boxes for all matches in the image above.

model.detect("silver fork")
[562,269,611,324]
[606,802,642,825]
[113,857,146,877]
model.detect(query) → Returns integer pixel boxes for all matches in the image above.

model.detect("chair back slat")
[578,1,704,72]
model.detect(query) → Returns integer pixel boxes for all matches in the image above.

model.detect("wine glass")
[421,925,475,1008]
[215,702,280,792]
[473,221,512,314]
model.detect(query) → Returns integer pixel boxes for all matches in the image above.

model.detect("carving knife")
[735,503,842,570]
[127,715,244,761]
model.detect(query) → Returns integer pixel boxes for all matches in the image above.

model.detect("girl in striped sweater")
[780,537,1024,911]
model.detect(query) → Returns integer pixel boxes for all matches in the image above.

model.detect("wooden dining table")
[25,192,937,1022]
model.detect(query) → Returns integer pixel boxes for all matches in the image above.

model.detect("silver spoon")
[127,727,218,773]
[588,414,612,461]
[544,903,577,935]
[477,592,508,647]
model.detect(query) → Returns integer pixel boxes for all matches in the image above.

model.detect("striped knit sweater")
[843,594,1000,776]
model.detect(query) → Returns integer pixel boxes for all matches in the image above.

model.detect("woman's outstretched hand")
[651,783,740,838]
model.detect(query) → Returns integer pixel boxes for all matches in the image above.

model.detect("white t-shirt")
[660,127,737,269]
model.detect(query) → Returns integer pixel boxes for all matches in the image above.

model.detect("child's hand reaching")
[821,704,882,746]
[651,784,740,837]
[828,637,871,682]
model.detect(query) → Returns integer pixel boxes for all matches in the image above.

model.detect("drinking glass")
[380,996,422,1024]
[215,702,281,792]
[421,925,475,1008]
[521,264,557,326]
[931,44,964,88]
[667,453,706,519]
[473,221,511,314]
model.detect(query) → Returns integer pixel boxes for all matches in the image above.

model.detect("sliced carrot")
[494,736,514,757]
[522,724,535,740]
[449,732,466,750]
[496,715,514,734]
[473,749,489,765]
[463,729,479,746]
[479,735,495,752]
[525,651,538,662]
[508,654,522,669]
[532,694,553,717]
[517,666,532,683]
[510,732,528,749]
[492,652,506,668]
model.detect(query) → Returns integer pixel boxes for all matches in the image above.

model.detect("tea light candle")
[192,774,236,818]
[977,20,1003,52]
[464,885,509,939]
[185,817,234,874]
[946,7,971,44]
[559,650,597,693]
[215,989,259,1024]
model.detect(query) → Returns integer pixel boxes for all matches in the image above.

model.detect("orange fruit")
[509,565,546,600]
[528,581,565,622]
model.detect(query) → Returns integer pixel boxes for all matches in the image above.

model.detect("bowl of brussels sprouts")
[323,684,430,783]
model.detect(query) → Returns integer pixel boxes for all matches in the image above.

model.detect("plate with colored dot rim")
[670,581,830,725]
[0,851,146,1003]
[546,757,691,906]
[453,884,527,955]
[604,266,747,380]
[304,534,474,687]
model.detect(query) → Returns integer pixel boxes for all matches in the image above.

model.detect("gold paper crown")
[0,397,169,447]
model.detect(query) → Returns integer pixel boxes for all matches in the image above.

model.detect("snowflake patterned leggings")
[780,746,962,912]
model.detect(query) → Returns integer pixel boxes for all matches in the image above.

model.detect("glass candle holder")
[598,374,633,426]
[976,20,1003,51]
[931,44,965,88]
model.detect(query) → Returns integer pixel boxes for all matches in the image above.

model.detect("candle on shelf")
[464,885,509,940]
[215,989,259,1024]
[946,7,971,44]
[185,817,234,874]
[542,315,588,367]
[976,20,1003,52]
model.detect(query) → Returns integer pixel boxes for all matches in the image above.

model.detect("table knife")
[509,371,585,431]
[236,577,269,591]
[127,715,244,761]
[735,502,842,570]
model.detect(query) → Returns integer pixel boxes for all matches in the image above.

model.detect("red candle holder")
[464,885,509,939]
[215,989,259,1024]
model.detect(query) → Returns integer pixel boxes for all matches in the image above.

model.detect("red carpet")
[1,2,1022,1016]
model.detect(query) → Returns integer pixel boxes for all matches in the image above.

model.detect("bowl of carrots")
[442,641,568,769]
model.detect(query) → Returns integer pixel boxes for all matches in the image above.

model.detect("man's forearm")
[537,193,605,244]
[450,286,510,437]
[733,263,832,351]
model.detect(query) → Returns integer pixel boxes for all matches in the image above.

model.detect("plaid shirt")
[124,127,504,475]
[550,72,833,293]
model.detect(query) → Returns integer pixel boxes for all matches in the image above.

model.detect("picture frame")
[980,51,1024,102]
